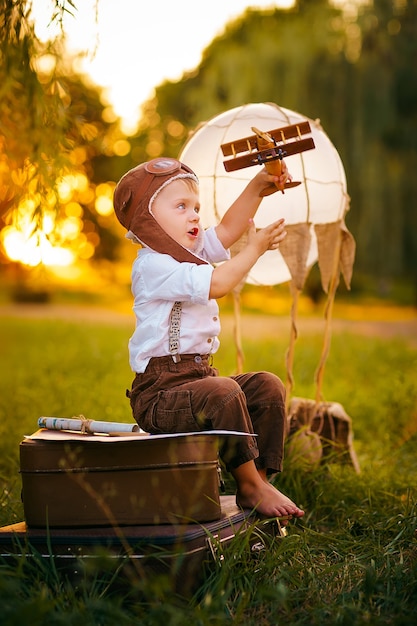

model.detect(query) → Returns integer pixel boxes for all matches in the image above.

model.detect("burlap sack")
[286,397,360,473]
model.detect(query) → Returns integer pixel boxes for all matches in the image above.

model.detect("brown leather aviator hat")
[113,157,208,265]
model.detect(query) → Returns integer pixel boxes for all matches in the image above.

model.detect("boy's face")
[151,179,201,252]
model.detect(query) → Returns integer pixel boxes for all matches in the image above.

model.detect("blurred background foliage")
[0,0,416,304]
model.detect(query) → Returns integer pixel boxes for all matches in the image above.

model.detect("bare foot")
[232,460,304,519]
[236,480,304,519]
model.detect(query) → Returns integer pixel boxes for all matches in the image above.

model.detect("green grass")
[1,311,417,624]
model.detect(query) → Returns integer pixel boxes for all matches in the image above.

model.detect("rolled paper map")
[38,416,139,435]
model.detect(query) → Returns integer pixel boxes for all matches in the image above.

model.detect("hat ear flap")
[118,188,132,212]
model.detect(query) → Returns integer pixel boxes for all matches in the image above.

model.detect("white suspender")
[169,301,182,362]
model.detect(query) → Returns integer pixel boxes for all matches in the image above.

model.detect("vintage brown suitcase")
[0,496,286,597]
[20,430,228,527]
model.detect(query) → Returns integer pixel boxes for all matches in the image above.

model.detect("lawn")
[0,305,416,625]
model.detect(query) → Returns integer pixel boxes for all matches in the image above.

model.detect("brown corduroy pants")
[127,354,286,473]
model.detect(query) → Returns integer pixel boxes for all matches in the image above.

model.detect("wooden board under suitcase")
[20,430,230,527]
[0,496,286,597]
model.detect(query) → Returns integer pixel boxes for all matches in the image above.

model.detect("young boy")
[113,157,304,521]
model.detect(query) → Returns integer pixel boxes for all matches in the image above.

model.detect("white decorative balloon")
[179,102,349,286]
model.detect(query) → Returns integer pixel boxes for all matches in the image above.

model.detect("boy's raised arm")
[215,163,290,250]
[209,218,287,299]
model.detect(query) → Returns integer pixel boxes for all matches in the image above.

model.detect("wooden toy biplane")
[221,122,315,194]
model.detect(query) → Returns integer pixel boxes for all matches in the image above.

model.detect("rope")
[285,280,299,410]
[73,414,92,434]
[314,227,343,403]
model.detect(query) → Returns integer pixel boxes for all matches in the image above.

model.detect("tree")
[0,0,126,277]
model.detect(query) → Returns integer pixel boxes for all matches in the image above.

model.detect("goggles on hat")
[145,158,194,176]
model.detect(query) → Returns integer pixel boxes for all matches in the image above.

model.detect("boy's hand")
[247,217,287,256]
[250,162,293,197]
[210,217,287,299]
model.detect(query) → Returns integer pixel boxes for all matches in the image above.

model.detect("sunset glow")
[1,225,76,267]
[1,173,114,268]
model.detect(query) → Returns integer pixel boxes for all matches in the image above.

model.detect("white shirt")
[129,226,230,373]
